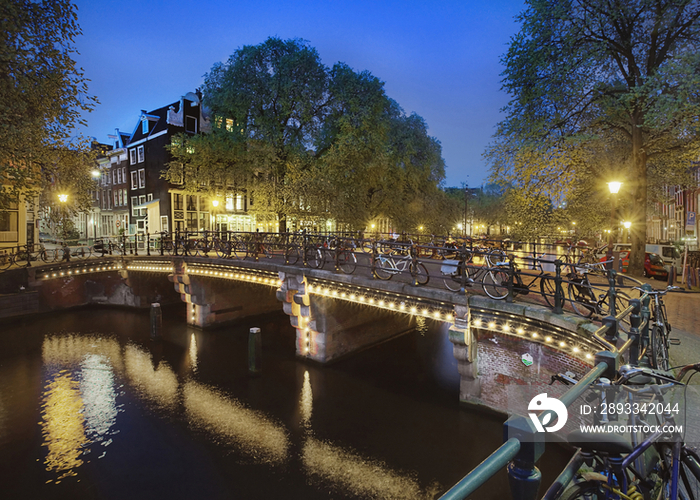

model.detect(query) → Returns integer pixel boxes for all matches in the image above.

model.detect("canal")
[0,305,570,499]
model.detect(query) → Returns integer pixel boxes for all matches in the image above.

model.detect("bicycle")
[373,248,429,285]
[10,243,52,267]
[551,364,700,500]
[480,255,558,308]
[567,262,630,318]
[632,286,679,372]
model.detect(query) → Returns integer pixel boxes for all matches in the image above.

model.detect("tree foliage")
[166,37,445,231]
[487,0,700,273]
[0,0,97,211]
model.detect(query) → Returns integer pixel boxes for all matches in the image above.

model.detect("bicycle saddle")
[567,430,633,455]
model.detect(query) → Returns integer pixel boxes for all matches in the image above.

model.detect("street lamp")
[623,221,631,243]
[606,182,622,268]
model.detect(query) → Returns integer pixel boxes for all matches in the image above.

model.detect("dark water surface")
[0,306,570,499]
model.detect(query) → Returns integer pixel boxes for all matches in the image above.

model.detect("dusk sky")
[73,0,525,188]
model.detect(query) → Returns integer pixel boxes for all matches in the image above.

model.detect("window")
[0,202,18,242]
[137,145,144,163]
[139,195,146,216]
[173,193,184,210]
[185,116,197,133]
[107,190,112,209]
[142,119,148,134]
[129,149,136,165]
[131,171,138,190]
[113,190,118,207]
[225,194,234,211]
[131,197,138,217]
[138,169,145,189]
[160,216,169,233]
[117,168,122,184]
[122,167,126,183]
[118,190,123,206]
[147,193,153,202]
[186,195,197,211]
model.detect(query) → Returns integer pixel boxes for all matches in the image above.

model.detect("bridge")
[1,232,618,413]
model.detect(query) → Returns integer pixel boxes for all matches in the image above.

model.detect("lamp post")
[623,221,631,243]
[606,182,622,269]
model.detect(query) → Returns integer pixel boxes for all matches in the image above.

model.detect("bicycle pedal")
[669,338,681,345]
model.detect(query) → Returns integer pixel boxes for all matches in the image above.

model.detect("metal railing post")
[159,231,164,256]
[460,243,467,293]
[146,232,151,256]
[607,269,617,316]
[640,284,652,364]
[553,259,563,314]
[503,416,544,500]
[371,239,377,277]
[627,298,642,366]
[506,255,515,303]
[410,242,418,286]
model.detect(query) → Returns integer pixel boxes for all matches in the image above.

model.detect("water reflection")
[80,354,119,452]
[41,371,88,483]
[302,437,434,500]
[183,381,289,464]
[300,370,312,429]
[42,334,124,373]
[123,344,178,407]
[188,333,198,374]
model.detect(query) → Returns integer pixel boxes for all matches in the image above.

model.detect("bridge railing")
[438,283,655,500]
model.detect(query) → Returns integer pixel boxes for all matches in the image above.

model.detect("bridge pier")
[168,259,280,328]
[277,271,413,363]
[449,304,482,401]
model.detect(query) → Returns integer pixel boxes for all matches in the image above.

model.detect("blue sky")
[73,0,525,188]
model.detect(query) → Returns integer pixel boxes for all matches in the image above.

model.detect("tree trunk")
[628,124,647,276]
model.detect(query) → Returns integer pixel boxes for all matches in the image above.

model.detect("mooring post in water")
[249,327,261,373]
[150,303,162,340]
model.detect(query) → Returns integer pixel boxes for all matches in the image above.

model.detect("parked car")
[599,251,668,280]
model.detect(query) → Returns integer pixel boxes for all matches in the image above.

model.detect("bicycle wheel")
[568,281,596,318]
[559,479,607,499]
[650,325,670,371]
[76,245,92,259]
[12,250,30,267]
[601,290,630,317]
[306,246,325,269]
[285,245,301,265]
[214,241,229,258]
[361,239,373,253]
[679,449,700,500]
[337,250,357,274]
[373,256,394,280]
[40,249,51,263]
[444,274,462,291]
[539,275,557,308]
[410,262,429,285]
[0,252,12,270]
[233,241,247,259]
[482,269,509,300]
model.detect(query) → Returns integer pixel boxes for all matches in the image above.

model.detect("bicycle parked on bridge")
[373,244,429,285]
[568,261,630,318]
[550,364,700,500]
[480,255,558,308]
[632,285,680,372]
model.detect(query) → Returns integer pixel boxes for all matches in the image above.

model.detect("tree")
[0,0,97,210]
[167,37,446,232]
[487,0,700,274]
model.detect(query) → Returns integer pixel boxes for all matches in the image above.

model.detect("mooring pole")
[249,327,261,373]
[150,303,162,341]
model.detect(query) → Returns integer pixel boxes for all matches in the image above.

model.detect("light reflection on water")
[40,371,88,483]
[301,437,437,500]
[188,333,198,373]
[183,380,289,464]
[37,332,444,497]
[123,344,178,408]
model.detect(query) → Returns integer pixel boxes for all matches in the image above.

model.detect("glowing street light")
[58,194,68,203]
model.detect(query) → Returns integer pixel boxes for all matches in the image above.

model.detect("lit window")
[131,197,138,216]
